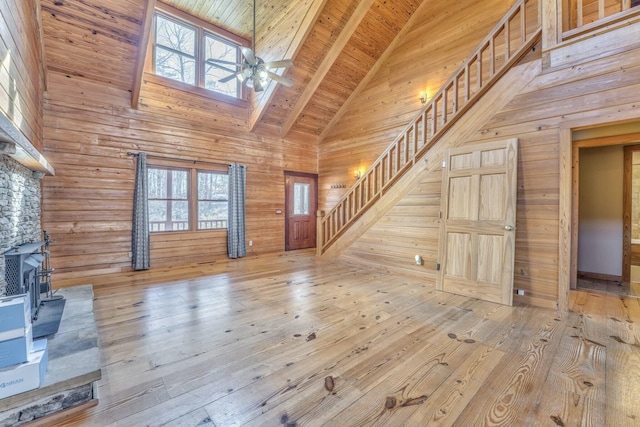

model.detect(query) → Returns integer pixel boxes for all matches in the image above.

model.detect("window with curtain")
[148,165,228,232]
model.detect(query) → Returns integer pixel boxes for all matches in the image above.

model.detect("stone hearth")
[0,285,101,426]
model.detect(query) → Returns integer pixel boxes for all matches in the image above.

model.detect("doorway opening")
[571,122,640,297]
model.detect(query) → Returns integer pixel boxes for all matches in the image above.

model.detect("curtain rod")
[127,151,231,167]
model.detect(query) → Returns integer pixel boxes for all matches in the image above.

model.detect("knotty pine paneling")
[161,0,308,44]
[287,0,423,135]
[256,0,359,129]
[43,71,317,286]
[40,0,144,91]
[0,1,45,150]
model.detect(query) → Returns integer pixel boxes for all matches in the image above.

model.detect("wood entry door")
[437,138,518,306]
[285,172,318,251]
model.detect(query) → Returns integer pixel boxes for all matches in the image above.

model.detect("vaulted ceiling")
[40,0,424,139]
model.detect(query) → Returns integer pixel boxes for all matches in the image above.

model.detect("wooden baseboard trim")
[577,271,623,283]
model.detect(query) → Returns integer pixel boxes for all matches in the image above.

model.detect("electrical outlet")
[517,289,525,296]
[249,240,253,246]
[128,251,132,259]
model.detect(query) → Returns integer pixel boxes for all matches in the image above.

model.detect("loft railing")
[150,220,227,232]
[564,0,640,38]
[317,0,542,255]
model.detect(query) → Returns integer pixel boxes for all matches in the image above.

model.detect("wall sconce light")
[419,91,427,105]
[354,169,362,180]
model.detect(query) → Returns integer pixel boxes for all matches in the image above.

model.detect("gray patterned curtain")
[132,153,150,270]
[228,163,246,259]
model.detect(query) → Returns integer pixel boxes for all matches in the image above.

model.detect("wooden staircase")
[317,0,542,256]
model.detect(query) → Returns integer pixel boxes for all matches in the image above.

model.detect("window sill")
[150,228,227,236]
[142,72,248,108]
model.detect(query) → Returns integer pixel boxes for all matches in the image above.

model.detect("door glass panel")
[294,183,310,215]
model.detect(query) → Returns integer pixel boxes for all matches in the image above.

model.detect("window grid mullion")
[190,168,197,231]
[166,169,174,231]
[197,27,204,89]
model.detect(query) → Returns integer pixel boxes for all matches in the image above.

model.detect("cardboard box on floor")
[0,293,31,340]
[0,339,48,400]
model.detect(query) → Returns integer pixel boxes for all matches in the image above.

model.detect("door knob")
[504,225,515,231]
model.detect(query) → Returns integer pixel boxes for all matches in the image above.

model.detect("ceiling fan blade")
[206,58,244,67]
[219,72,241,83]
[240,46,257,64]
[267,71,294,87]
[206,61,237,74]
[264,59,294,69]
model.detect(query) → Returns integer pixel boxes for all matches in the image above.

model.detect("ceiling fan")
[206,0,294,92]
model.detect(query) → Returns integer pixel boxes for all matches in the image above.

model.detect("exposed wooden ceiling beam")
[280,0,376,138]
[35,0,48,91]
[131,0,156,109]
[318,0,428,142]
[249,0,329,132]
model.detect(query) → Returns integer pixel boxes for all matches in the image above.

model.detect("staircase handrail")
[318,0,542,255]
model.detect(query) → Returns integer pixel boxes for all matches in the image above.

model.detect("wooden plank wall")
[0,1,45,150]
[43,71,317,287]
[332,29,640,309]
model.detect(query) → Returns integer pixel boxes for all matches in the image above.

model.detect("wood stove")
[4,242,45,319]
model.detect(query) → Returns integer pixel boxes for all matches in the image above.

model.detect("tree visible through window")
[198,171,229,229]
[148,168,189,231]
[155,15,196,85]
[148,166,228,232]
[204,34,238,97]
[153,10,242,99]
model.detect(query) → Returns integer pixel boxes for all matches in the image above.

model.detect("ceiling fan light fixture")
[212,0,294,92]
[254,77,264,92]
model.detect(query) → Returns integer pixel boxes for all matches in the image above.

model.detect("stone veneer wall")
[0,155,42,296]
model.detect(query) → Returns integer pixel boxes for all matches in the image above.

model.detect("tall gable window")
[151,4,246,102]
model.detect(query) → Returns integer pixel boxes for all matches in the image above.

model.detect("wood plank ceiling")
[39,0,424,139]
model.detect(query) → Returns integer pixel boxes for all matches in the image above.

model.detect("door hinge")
[438,211,442,219]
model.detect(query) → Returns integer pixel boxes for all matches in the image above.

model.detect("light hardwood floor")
[50,250,640,427]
